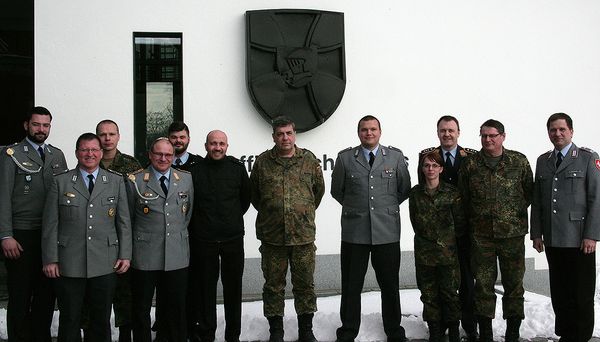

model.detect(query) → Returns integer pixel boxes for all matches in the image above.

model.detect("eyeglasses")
[480,133,501,139]
[77,148,102,153]
[151,151,174,159]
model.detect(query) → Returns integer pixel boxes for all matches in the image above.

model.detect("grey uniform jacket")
[42,168,132,278]
[0,140,68,236]
[530,143,600,247]
[331,145,411,245]
[128,167,193,271]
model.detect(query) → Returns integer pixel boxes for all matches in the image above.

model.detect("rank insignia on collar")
[108,208,116,217]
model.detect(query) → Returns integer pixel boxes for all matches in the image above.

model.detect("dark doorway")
[0,0,34,147]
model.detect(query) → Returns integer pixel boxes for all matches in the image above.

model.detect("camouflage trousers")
[471,235,525,319]
[415,261,461,322]
[259,243,317,317]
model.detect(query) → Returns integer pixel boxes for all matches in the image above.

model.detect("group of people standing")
[0,108,598,342]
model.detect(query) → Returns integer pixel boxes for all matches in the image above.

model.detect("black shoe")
[477,316,493,342]
[297,313,317,342]
[268,316,284,342]
[504,318,521,342]
[118,325,132,342]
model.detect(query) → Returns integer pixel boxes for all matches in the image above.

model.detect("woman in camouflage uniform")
[409,151,466,342]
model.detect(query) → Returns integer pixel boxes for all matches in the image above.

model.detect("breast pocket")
[381,169,397,192]
[59,196,80,220]
[565,170,585,194]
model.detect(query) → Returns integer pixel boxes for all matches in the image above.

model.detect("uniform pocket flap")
[134,232,151,242]
[569,211,586,221]
[57,236,69,246]
[107,233,119,246]
[566,170,584,178]
[101,197,117,206]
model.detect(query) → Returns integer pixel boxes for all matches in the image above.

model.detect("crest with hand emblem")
[246,9,346,132]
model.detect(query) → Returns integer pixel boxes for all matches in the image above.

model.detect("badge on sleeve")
[595,159,600,171]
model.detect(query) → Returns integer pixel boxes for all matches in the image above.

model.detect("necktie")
[38,146,45,163]
[369,152,375,168]
[556,152,563,168]
[160,175,168,196]
[87,174,94,194]
[445,151,453,169]
[175,158,182,166]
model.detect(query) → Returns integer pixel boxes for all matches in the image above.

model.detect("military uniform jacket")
[417,145,476,186]
[530,144,600,247]
[128,167,193,271]
[331,145,411,245]
[458,148,534,238]
[42,168,132,278]
[250,146,325,246]
[0,140,68,237]
[409,182,466,266]
[101,150,142,174]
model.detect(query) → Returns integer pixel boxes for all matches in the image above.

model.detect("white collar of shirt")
[25,137,45,153]
[556,143,573,158]
[441,146,458,162]
[79,167,99,187]
[174,152,189,165]
[362,145,380,161]
[152,167,171,182]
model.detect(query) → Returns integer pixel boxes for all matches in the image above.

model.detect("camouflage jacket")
[101,150,142,175]
[458,148,533,238]
[409,182,466,265]
[250,146,325,246]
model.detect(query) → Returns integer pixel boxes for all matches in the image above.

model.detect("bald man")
[188,130,251,342]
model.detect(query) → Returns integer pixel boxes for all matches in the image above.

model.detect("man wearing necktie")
[42,132,131,342]
[531,113,600,342]
[417,116,477,341]
[331,115,411,342]
[128,137,194,342]
[0,106,68,342]
[168,121,203,172]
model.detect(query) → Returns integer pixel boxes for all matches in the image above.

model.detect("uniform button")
[553,210,557,214]
[167,223,170,226]
[166,203,169,206]
[370,175,373,179]
[166,213,170,216]
[89,215,93,218]
[370,186,374,189]
[370,196,374,200]
[553,188,557,192]
[88,236,92,240]
[110,199,114,203]
[553,199,557,202]
[66,200,71,204]
[167,232,170,236]
[88,226,92,230]
[370,207,374,210]
[554,177,558,181]
[89,204,93,208]
[573,173,577,176]
[144,200,148,204]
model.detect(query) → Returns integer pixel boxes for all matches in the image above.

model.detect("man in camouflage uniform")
[96,119,142,342]
[0,106,68,342]
[418,115,477,341]
[458,119,533,342]
[250,116,325,342]
[410,151,466,342]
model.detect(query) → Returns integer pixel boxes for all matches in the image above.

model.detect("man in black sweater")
[189,130,251,342]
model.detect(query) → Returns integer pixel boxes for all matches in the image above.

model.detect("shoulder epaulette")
[226,155,243,165]
[580,146,596,154]
[47,143,62,151]
[463,147,478,154]
[129,168,144,175]
[301,148,318,159]
[387,145,403,153]
[338,147,352,155]
[55,169,70,176]
[175,168,191,174]
[107,169,123,176]
[419,147,437,155]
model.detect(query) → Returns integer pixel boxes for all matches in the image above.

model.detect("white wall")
[35,0,600,265]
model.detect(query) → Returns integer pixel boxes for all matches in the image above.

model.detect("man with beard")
[168,121,202,171]
[42,132,131,342]
[189,130,251,342]
[95,119,142,342]
[0,106,68,342]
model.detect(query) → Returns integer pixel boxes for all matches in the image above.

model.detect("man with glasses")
[0,106,68,342]
[42,132,131,342]
[458,119,533,342]
[128,138,194,342]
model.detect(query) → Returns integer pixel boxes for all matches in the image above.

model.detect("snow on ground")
[0,289,595,341]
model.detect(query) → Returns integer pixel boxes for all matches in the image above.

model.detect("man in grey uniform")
[42,132,131,342]
[531,112,600,342]
[331,115,411,342]
[0,106,68,342]
[128,137,193,342]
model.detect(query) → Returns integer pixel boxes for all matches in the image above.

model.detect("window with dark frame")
[133,32,183,165]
